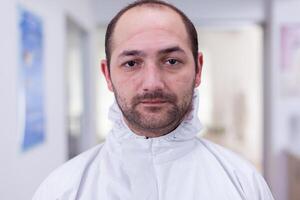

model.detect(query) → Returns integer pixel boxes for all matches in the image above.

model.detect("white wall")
[264,0,300,199]
[0,0,98,199]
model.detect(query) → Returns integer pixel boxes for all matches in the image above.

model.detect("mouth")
[140,99,168,105]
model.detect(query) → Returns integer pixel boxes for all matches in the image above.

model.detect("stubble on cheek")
[114,86,194,133]
[111,72,196,136]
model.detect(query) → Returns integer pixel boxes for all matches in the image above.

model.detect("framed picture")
[19,8,45,151]
[281,24,300,98]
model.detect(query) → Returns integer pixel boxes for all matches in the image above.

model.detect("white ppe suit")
[33,91,274,200]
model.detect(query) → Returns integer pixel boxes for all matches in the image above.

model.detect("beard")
[113,84,195,135]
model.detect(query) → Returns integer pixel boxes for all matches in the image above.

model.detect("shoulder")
[197,138,256,172]
[196,138,274,200]
[32,143,105,200]
[47,143,105,185]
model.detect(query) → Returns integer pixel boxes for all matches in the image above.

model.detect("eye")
[166,58,179,65]
[125,60,137,68]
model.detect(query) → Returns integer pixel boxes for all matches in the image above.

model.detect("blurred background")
[0,0,300,199]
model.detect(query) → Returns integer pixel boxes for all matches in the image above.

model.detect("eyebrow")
[117,46,186,59]
[158,46,186,55]
[118,50,145,58]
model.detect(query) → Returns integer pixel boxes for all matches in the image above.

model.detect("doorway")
[65,18,88,159]
[197,24,264,170]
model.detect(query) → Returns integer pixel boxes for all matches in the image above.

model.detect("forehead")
[111,5,189,53]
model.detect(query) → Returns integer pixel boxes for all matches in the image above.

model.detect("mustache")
[132,90,177,105]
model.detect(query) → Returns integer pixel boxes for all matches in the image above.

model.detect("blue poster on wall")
[19,8,45,151]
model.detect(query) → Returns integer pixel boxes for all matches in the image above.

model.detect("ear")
[194,52,203,88]
[101,59,113,92]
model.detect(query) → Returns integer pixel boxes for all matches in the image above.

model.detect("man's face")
[102,6,202,137]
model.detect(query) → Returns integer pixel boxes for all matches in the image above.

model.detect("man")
[33,0,274,199]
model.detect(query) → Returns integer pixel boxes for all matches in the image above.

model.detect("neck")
[120,94,195,138]
[124,117,182,138]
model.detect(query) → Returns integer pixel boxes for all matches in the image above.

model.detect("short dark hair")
[105,0,199,71]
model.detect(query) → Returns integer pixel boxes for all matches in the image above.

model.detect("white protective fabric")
[33,91,274,200]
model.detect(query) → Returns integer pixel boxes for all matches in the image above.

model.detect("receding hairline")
[110,3,189,52]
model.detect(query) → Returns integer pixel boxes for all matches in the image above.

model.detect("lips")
[140,99,167,104]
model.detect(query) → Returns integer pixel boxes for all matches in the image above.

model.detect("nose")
[141,62,165,92]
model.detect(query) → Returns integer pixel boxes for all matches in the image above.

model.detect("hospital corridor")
[0,0,300,199]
